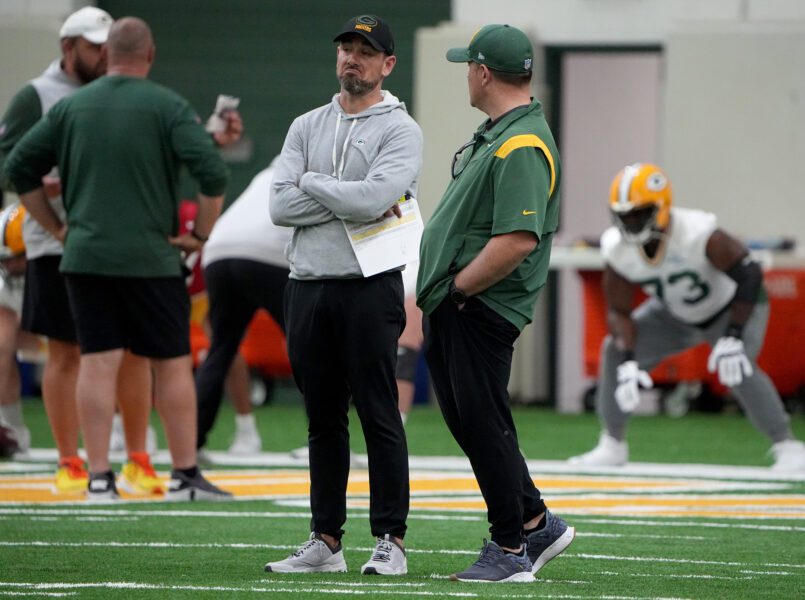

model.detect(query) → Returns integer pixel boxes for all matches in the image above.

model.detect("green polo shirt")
[416,99,561,331]
[4,75,228,277]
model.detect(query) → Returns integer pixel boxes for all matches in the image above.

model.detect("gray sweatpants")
[596,298,792,443]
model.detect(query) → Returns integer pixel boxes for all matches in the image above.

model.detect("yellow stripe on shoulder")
[494,134,556,195]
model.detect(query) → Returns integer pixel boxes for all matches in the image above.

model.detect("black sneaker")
[526,510,575,574]
[86,471,120,502]
[167,469,232,501]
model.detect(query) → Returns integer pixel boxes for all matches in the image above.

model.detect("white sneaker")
[771,440,805,472]
[289,445,309,459]
[196,447,214,467]
[10,425,30,453]
[264,533,347,573]
[361,534,408,575]
[568,432,628,466]
[229,428,262,454]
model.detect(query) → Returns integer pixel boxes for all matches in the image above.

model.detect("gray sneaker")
[361,534,407,575]
[166,470,232,501]
[526,510,575,574]
[449,539,534,583]
[265,533,348,573]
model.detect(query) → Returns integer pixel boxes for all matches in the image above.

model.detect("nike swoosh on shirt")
[522,210,536,216]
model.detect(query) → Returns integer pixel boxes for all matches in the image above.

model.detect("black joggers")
[424,296,546,549]
[284,271,409,540]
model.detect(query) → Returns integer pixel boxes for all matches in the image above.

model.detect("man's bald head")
[107,17,154,64]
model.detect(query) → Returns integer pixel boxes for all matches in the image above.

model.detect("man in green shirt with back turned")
[5,16,230,501]
[417,24,574,582]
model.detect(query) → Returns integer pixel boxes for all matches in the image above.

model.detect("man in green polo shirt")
[5,17,231,501]
[417,24,574,583]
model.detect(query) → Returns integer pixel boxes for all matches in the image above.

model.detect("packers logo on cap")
[355,15,377,33]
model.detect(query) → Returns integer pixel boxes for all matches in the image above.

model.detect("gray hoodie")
[270,91,423,280]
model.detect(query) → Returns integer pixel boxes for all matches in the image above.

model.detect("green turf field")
[1,393,803,599]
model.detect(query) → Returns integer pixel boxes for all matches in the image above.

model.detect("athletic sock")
[175,465,199,479]
[524,516,547,536]
[314,533,342,553]
[234,413,257,433]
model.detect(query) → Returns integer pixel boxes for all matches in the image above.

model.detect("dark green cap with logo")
[446,24,533,74]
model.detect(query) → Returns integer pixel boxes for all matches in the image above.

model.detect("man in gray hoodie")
[265,15,422,576]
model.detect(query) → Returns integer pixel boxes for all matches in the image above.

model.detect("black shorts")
[64,273,190,358]
[21,255,78,343]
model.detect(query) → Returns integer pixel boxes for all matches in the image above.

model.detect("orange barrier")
[580,269,805,396]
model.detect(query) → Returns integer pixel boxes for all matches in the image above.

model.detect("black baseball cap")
[334,15,395,55]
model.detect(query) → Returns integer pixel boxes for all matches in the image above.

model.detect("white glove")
[707,336,753,387]
[614,360,653,413]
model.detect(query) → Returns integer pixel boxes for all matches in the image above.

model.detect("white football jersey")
[601,207,736,324]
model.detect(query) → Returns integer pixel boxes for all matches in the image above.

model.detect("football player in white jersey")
[0,203,39,454]
[569,163,805,471]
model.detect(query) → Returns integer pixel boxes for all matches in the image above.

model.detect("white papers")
[205,94,240,133]
[344,196,424,277]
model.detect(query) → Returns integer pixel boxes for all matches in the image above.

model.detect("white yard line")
[2,507,804,531]
[568,516,805,532]
[0,582,479,597]
[0,507,481,521]
[0,592,76,597]
[568,553,805,570]
[578,532,706,540]
[0,540,478,554]
[0,582,695,599]
[12,448,805,482]
[1,540,802,573]
[589,570,757,582]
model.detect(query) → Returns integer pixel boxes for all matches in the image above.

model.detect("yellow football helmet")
[0,203,26,259]
[609,163,672,244]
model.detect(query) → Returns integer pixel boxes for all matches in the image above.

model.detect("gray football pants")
[596,298,792,443]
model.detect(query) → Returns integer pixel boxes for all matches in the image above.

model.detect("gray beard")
[339,74,378,96]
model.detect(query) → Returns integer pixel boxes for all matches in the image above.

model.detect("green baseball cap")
[446,24,533,74]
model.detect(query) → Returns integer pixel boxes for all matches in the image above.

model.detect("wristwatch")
[448,280,467,305]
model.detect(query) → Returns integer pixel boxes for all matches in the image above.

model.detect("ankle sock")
[524,517,547,536]
[314,533,341,552]
[234,413,257,432]
[175,465,199,479]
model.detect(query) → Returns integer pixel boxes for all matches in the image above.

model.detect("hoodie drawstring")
[331,113,356,181]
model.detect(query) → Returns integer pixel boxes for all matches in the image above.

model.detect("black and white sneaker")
[167,470,232,501]
[86,471,120,502]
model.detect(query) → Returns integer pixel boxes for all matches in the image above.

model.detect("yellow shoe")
[55,456,89,494]
[119,451,165,496]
